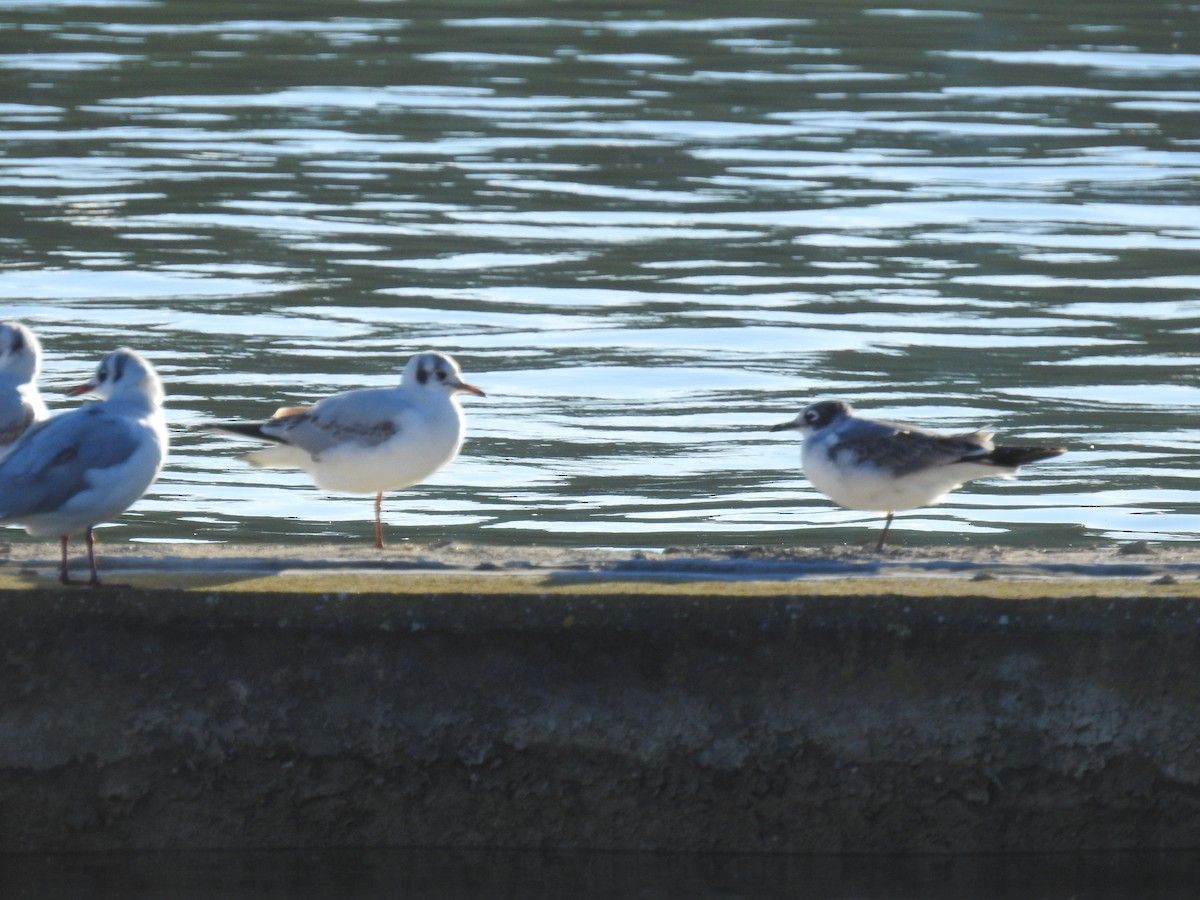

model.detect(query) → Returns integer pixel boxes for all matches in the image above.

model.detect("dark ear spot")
[10,330,25,355]
[416,366,429,385]
[804,401,844,428]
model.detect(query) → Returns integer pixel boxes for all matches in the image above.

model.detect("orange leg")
[373,492,384,549]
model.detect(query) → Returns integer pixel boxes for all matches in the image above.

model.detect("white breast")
[304,402,465,494]
[801,439,987,512]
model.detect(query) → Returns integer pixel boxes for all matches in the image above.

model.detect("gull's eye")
[436,369,447,381]
[804,409,819,424]
[97,368,109,383]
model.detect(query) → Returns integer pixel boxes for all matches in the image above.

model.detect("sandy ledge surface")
[2,537,1199,593]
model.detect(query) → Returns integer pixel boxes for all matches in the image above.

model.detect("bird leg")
[875,512,895,551]
[373,492,384,549]
[58,535,71,585]
[85,525,102,587]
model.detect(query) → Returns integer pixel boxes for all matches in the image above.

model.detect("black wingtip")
[190,421,285,444]
[989,445,1066,468]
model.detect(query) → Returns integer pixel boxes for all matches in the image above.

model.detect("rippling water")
[3,0,1199,549]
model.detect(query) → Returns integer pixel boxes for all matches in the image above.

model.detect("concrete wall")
[0,588,1197,853]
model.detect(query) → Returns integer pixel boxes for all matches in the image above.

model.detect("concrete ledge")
[3,539,1200,596]
[1,543,1198,854]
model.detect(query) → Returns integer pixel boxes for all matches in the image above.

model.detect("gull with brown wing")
[770,400,1065,549]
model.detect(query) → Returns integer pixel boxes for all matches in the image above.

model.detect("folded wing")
[0,407,143,519]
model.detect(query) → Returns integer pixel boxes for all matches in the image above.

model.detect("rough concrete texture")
[0,574,1197,854]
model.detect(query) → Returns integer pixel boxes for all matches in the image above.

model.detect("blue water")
[2,0,1198,551]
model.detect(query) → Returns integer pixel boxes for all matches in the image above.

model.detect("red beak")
[67,381,96,397]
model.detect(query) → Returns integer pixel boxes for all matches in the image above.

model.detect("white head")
[770,400,853,435]
[68,347,164,407]
[0,321,43,384]
[402,351,485,398]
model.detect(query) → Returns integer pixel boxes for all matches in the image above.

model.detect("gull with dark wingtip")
[769,400,1065,549]
[198,351,485,549]
[0,321,49,453]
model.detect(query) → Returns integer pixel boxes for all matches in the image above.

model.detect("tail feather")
[241,442,308,469]
[987,445,1065,469]
[190,421,286,445]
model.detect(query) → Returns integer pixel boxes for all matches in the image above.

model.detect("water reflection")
[1,0,1197,548]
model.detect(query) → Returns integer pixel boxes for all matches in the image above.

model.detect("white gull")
[202,351,485,548]
[0,321,49,452]
[0,347,168,586]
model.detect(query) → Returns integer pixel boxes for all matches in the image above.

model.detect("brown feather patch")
[270,405,314,420]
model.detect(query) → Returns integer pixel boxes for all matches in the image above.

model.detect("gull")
[0,348,169,586]
[769,400,1065,549]
[0,321,49,452]
[201,351,485,549]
